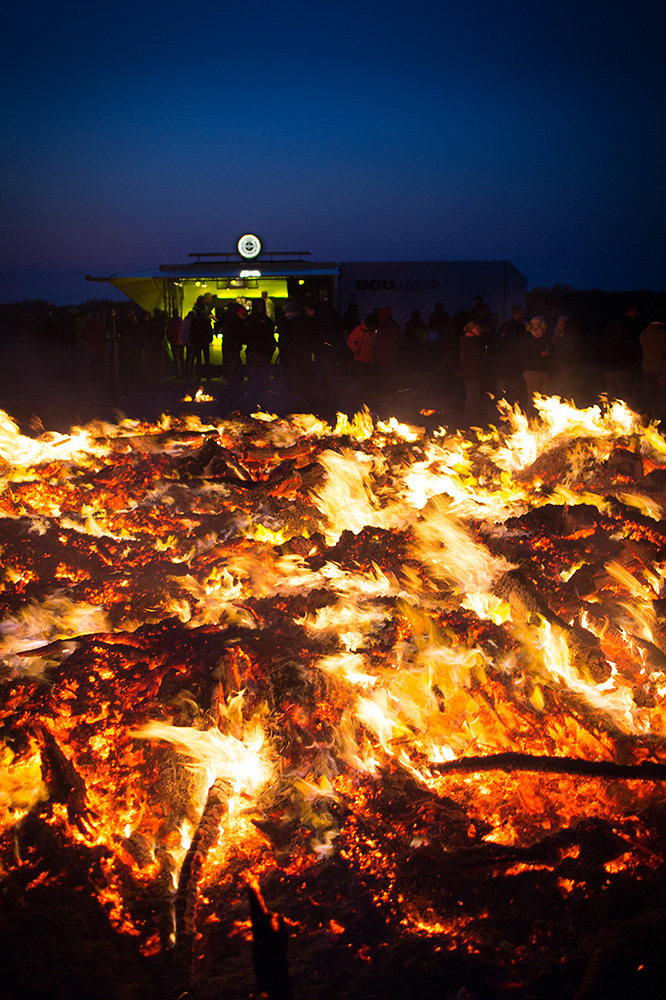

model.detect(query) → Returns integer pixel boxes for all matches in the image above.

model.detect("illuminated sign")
[237,234,262,259]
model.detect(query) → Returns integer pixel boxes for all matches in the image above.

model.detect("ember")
[2,395,666,999]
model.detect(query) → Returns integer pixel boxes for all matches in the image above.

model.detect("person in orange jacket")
[347,312,378,400]
[347,313,377,364]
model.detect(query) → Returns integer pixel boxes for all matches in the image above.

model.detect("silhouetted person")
[189,306,213,379]
[549,315,584,402]
[604,303,642,405]
[404,309,428,369]
[278,300,312,408]
[374,305,401,393]
[261,290,276,322]
[341,301,360,336]
[221,304,247,404]
[459,319,487,427]
[427,302,450,363]
[495,304,526,405]
[306,302,339,413]
[521,316,550,414]
[166,311,183,378]
[244,299,276,408]
[639,315,666,420]
[471,295,496,339]
[179,309,195,378]
[441,310,468,417]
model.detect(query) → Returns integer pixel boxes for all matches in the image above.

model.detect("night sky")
[1,0,664,305]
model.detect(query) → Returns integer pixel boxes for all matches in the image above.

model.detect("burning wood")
[1,396,666,998]
[433,751,666,780]
[174,775,233,994]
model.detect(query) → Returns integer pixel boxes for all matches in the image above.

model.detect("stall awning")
[157,262,339,278]
[87,261,339,311]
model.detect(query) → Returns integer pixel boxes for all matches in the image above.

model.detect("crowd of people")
[456,301,666,425]
[102,292,666,425]
[344,296,666,425]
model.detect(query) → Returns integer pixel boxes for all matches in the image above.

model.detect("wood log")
[433,751,666,780]
[173,776,232,997]
[493,568,611,682]
[37,726,95,835]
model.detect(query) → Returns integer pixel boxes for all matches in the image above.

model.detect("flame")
[525,616,641,734]
[0,410,110,467]
[412,498,513,596]
[313,448,405,543]
[135,718,272,799]
[0,742,47,826]
[183,387,214,403]
[618,491,663,520]
[488,396,646,472]
[0,594,108,660]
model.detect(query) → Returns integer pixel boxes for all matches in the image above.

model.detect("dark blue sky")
[1,0,664,304]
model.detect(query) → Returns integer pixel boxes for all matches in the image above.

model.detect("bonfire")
[1,395,666,1000]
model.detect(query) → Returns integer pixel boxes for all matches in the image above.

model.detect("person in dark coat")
[494,304,526,405]
[404,309,428,369]
[603,304,642,405]
[427,302,450,363]
[471,295,496,339]
[521,316,550,414]
[189,305,213,378]
[306,303,340,413]
[374,305,401,393]
[244,299,276,407]
[166,311,183,378]
[341,301,360,337]
[459,319,487,426]
[549,315,585,402]
[221,304,247,404]
[278,300,312,408]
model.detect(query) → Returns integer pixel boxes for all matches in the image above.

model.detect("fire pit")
[1,397,666,1000]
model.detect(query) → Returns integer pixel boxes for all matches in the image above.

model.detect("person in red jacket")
[347,313,378,401]
[347,314,377,364]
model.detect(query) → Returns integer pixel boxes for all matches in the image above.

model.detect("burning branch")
[37,726,95,835]
[173,776,232,995]
[493,568,611,682]
[433,752,666,780]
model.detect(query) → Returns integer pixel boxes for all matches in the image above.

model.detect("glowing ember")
[1,398,666,998]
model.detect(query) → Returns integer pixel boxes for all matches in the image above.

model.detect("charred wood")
[36,725,95,835]
[493,568,611,681]
[433,751,666,780]
[173,776,232,997]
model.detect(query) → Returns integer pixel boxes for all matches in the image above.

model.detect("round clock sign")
[237,234,261,259]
